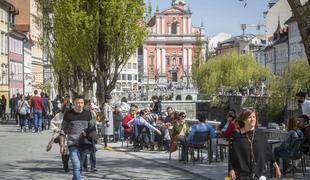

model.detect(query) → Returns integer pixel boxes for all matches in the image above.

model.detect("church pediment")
[157,6,190,15]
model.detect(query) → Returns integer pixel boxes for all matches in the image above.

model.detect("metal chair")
[282,138,306,176]
[188,132,211,165]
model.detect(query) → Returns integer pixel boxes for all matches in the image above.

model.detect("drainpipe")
[273,47,276,75]
[7,8,10,99]
[287,36,290,73]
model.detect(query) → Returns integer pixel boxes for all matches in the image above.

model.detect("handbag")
[18,101,25,115]
[46,136,55,152]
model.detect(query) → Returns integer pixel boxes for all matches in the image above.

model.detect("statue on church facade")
[172,0,186,6]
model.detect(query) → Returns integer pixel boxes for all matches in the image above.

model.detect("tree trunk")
[287,0,310,66]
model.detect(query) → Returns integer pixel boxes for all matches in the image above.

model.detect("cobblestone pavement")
[0,122,309,180]
[0,123,205,180]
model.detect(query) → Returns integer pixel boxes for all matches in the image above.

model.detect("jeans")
[33,110,42,131]
[28,118,34,130]
[69,146,81,180]
[81,151,96,170]
[19,114,28,130]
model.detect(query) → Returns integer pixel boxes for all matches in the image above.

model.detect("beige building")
[10,0,43,93]
[115,51,139,92]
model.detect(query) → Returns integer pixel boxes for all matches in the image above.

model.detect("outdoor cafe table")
[267,139,281,178]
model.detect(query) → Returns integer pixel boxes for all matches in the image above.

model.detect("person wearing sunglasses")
[219,111,238,139]
[170,112,190,161]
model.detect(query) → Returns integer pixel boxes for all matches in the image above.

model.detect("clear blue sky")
[145,0,269,38]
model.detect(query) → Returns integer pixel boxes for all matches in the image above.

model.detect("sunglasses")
[181,116,186,118]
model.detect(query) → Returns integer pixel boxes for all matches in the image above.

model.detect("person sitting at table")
[187,114,217,160]
[170,112,190,161]
[219,111,238,139]
[229,107,281,180]
[274,117,303,173]
[297,115,310,154]
[127,110,161,149]
[219,109,236,132]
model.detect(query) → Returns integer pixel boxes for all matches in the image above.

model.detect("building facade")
[0,0,17,109]
[215,34,266,56]
[10,0,43,93]
[115,51,139,92]
[142,1,206,87]
[286,17,307,61]
[9,30,24,96]
[23,38,32,95]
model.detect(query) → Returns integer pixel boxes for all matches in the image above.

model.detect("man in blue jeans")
[60,95,96,180]
[31,90,43,132]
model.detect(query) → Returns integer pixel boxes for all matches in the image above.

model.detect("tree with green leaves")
[268,59,310,122]
[37,0,147,104]
[193,51,271,95]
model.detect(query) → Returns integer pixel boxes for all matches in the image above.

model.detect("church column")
[162,17,165,34]
[188,48,192,74]
[143,47,147,79]
[168,23,171,35]
[186,17,189,34]
[156,17,160,34]
[188,17,192,34]
[156,48,161,73]
[162,48,166,74]
[183,48,187,72]
[182,16,186,34]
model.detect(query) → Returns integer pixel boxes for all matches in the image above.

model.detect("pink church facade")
[142,2,205,85]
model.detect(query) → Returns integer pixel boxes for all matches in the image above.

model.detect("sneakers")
[103,146,113,150]
[91,168,97,172]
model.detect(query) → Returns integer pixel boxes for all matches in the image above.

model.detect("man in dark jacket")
[298,114,310,154]
[60,95,96,180]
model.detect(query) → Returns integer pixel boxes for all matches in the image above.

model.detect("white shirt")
[301,99,310,118]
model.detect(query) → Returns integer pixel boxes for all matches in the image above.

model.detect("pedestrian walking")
[102,94,114,150]
[17,95,30,132]
[59,95,96,180]
[31,90,44,132]
[9,95,16,118]
[0,95,7,120]
[80,99,98,172]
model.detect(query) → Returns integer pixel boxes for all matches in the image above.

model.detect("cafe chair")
[187,132,212,165]
[282,138,306,176]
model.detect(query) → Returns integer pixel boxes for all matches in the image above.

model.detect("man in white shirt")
[296,91,310,119]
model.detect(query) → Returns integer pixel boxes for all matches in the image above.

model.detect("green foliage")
[193,51,271,95]
[268,59,310,121]
[210,96,221,108]
[48,0,147,102]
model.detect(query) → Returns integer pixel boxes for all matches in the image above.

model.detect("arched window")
[185,95,193,100]
[176,95,182,100]
[166,57,170,65]
[171,22,177,34]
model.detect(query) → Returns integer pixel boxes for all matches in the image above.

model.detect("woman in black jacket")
[229,107,281,180]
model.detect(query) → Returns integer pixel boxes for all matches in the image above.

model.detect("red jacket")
[122,114,135,129]
[220,121,237,138]
[31,96,43,110]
